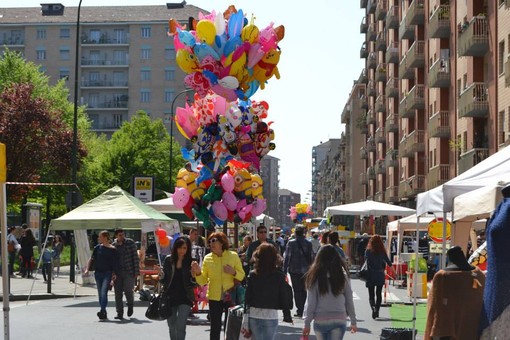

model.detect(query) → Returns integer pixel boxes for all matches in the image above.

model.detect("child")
[40,243,54,283]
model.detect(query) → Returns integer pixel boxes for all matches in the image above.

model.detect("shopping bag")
[225,305,243,340]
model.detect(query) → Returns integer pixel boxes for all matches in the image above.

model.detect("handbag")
[145,290,172,321]
[358,260,369,282]
[279,279,294,310]
[8,241,15,253]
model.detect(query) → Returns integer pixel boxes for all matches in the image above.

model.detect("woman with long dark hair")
[19,228,37,278]
[161,236,195,340]
[302,245,357,340]
[242,243,292,340]
[364,235,392,319]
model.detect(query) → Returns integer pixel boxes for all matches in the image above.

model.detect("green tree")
[89,111,184,197]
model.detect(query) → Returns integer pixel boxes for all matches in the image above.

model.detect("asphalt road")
[5,277,423,340]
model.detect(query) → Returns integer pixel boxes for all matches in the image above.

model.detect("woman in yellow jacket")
[191,232,245,340]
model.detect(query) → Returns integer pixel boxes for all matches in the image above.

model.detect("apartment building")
[311,138,341,215]
[332,0,510,208]
[0,4,204,144]
[259,154,280,224]
[277,188,300,229]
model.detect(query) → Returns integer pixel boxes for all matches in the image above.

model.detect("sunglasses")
[208,238,219,244]
[258,231,267,234]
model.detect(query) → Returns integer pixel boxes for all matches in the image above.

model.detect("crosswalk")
[352,290,402,303]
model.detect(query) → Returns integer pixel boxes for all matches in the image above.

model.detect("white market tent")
[146,195,185,214]
[324,200,415,217]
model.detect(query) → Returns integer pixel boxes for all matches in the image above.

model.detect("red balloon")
[155,228,167,239]
[160,236,170,248]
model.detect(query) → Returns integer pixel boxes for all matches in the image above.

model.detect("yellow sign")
[428,218,451,243]
[0,143,6,182]
[135,178,152,190]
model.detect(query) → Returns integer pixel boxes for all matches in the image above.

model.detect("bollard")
[47,263,52,293]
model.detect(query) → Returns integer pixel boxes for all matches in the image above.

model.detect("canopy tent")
[146,195,185,214]
[453,185,504,222]
[50,186,178,231]
[324,200,415,217]
[417,146,510,215]
[255,213,275,226]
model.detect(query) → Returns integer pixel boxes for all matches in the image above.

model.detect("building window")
[164,69,175,81]
[499,110,506,145]
[499,40,505,75]
[113,114,124,128]
[36,50,46,60]
[141,70,151,81]
[141,27,151,38]
[60,48,70,60]
[59,69,70,80]
[140,89,151,103]
[60,28,70,39]
[140,48,152,60]
[164,89,175,103]
[36,29,46,40]
[165,47,175,60]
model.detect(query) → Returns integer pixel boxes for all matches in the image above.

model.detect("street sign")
[133,176,154,203]
[427,217,451,243]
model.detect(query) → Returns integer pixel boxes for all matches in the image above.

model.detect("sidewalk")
[1,266,97,301]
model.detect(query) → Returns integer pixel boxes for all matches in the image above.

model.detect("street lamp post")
[169,88,194,193]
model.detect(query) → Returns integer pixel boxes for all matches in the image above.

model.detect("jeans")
[209,300,228,340]
[113,271,136,314]
[95,271,112,312]
[290,273,307,315]
[167,304,191,340]
[249,317,278,340]
[368,285,383,310]
[313,319,347,340]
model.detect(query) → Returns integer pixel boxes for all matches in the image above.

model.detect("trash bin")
[380,327,415,340]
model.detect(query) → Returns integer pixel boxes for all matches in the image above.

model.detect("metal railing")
[429,4,450,38]
[428,111,450,138]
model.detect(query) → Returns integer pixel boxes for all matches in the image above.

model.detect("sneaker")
[114,314,124,320]
[97,311,107,320]
[127,306,133,317]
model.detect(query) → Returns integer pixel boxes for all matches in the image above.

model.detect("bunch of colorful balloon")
[155,227,170,248]
[289,203,313,223]
[169,5,284,101]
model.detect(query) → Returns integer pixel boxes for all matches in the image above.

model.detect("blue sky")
[13,0,365,205]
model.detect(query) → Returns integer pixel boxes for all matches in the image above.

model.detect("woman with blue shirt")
[302,245,357,340]
[364,235,392,319]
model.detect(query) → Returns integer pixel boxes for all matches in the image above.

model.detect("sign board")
[132,176,154,203]
[429,242,451,254]
[427,217,451,243]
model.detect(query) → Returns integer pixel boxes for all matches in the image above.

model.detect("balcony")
[81,36,129,45]
[386,41,399,64]
[375,128,386,144]
[90,114,128,130]
[358,68,368,84]
[428,5,451,39]
[399,130,425,157]
[386,77,399,98]
[368,80,376,97]
[458,82,489,118]
[506,57,510,87]
[399,55,415,79]
[399,19,415,40]
[406,85,425,110]
[427,164,450,189]
[360,122,369,134]
[368,0,376,14]
[458,148,489,174]
[376,32,387,51]
[399,99,413,118]
[375,0,388,20]
[367,23,377,41]
[81,58,129,66]
[399,175,425,198]
[360,146,368,159]
[428,58,450,88]
[367,140,376,152]
[428,111,450,138]
[366,109,376,124]
[81,79,128,88]
[360,95,369,109]
[385,186,399,203]
[360,42,368,59]
[0,37,25,45]
[407,0,425,25]
[458,17,489,57]
[375,64,387,82]
[368,52,377,69]
[360,16,368,33]
[407,40,425,68]
[368,167,376,180]
[385,149,399,168]
[375,95,386,113]
[386,5,399,29]
[360,172,368,185]
[375,191,385,202]
[361,0,368,8]
[385,113,399,133]
[375,159,386,174]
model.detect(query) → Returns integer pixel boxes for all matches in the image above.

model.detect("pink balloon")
[173,187,190,209]
[221,172,235,192]
[212,94,227,116]
[258,24,278,52]
[238,202,253,220]
[251,198,266,217]
[222,191,237,211]
[173,34,185,51]
[247,43,264,68]
[212,201,228,221]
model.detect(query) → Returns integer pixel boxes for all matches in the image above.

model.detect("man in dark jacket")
[112,228,140,319]
[245,225,280,269]
[283,226,313,317]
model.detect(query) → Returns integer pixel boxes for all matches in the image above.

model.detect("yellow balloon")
[176,49,200,74]
[196,20,216,45]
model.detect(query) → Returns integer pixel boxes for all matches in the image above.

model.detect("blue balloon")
[193,43,220,61]
[213,33,227,57]
[177,28,196,47]
[227,9,244,38]
[243,80,259,99]
[223,36,242,57]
